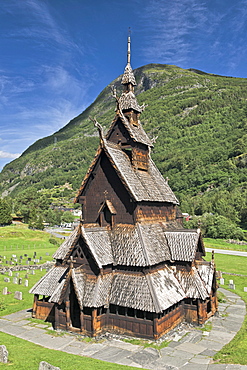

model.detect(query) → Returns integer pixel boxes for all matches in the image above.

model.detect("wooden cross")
[69,256,77,269]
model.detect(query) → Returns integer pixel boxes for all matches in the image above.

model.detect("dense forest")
[0,64,246,236]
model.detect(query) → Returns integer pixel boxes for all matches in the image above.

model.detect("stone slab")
[175,342,206,354]
[91,346,132,363]
[128,347,160,367]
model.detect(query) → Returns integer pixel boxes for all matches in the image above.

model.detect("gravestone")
[24,280,28,287]
[13,277,18,284]
[46,252,50,256]
[26,260,29,265]
[8,271,12,277]
[25,274,28,279]
[14,291,22,300]
[40,267,43,271]
[229,279,234,284]
[4,278,10,283]
[31,270,35,275]
[20,256,23,259]
[24,254,27,257]
[0,345,8,363]
[12,254,16,258]
[220,278,224,285]
[18,278,22,285]
[28,258,31,262]
[15,272,19,277]
[2,287,7,295]
[39,361,60,370]
[40,256,42,260]
[229,283,235,290]
[3,256,6,259]
[244,287,247,292]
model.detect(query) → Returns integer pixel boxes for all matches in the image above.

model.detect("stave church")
[30,36,217,339]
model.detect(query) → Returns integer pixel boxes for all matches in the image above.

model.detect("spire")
[121,33,137,87]
[120,33,142,113]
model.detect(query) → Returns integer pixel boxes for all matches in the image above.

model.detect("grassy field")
[0,332,139,370]
[205,252,247,365]
[204,238,247,252]
[0,224,60,263]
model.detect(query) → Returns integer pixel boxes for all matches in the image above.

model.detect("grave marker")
[220,278,224,285]
[15,272,19,277]
[18,278,22,285]
[229,283,235,290]
[229,279,234,284]
[244,287,247,292]
[0,345,8,363]
[4,278,10,283]
[24,280,28,287]
[2,287,7,295]
[13,277,18,284]
[39,361,60,370]
[8,271,12,277]
[14,291,22,300]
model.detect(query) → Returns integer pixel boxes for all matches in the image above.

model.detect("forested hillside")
[0,64,247,233]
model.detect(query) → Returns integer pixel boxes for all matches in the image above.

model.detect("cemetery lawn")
[0,224,60,262]
[204,238,247,252]
[205,252,247,365]
[0,332,138,370]
[0,269,47,315]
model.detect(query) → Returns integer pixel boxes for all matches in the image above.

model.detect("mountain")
[0,64,247,226]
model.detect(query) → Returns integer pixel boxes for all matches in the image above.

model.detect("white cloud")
[139,0,209,65]
[0,151,20,159]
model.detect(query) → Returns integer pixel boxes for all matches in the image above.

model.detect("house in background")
[30,37,217,339]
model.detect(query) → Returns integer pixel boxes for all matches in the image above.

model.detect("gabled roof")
[52,224,203,268]
[30,258,213,313]
[104,140,179,203]
[53,226,80,260]
[106,114,153,147]
[29,265,68,296]
[176,267,209,300]
[75,139,178,205]
[119,91,142,113]
[165,229,202,262]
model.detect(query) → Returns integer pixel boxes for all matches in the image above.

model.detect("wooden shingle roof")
[104,140,179,203]
[29,266,68,296]
[52,224,202,268]
[106,114,153,148]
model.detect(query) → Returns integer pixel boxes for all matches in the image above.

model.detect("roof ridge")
[145,273,162,313]
[136,223,150,265]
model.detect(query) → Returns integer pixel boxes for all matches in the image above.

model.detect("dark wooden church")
[30,37,217,339]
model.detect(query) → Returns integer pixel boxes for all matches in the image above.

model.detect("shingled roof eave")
[106,113,153,148]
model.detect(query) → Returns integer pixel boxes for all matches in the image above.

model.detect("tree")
[0,199,12,225]
[61,211,74,224]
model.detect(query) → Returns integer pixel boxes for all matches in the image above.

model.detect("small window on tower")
[97,200,116,227]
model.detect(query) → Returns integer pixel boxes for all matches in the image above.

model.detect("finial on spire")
[127,28,131,64]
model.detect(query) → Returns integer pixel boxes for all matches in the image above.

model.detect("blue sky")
[1,0,247,171]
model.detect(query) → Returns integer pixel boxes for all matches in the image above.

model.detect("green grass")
[0,269,47,316]
[204,238,247,252]
[205,252,247,365]
[0,224,60,263]
[123,338,169,350]
[0,332,139,370]
[205,252,247,275]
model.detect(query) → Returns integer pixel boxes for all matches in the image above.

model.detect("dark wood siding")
[135,202,176,222]
[83,153,135,225]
